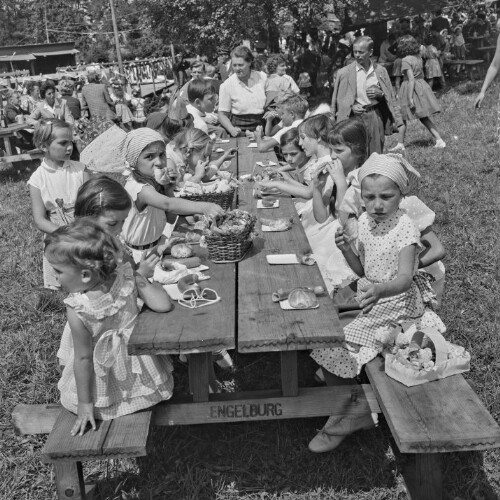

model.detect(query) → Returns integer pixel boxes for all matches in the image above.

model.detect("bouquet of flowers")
[375,323,470,387]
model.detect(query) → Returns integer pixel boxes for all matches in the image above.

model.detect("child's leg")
[420,116,444,145]
[389,120,407,150]
[309,368,376,453]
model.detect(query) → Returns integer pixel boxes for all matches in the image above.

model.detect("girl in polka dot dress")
[309,153,445,453]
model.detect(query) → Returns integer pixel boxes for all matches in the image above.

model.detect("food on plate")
[261,198,277,208]
[288,288,319,309]
[162,236,187,254]
[260,217,293,231]
[171,243,194,258]
[161,256,202,270]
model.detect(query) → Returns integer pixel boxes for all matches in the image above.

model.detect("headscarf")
[358,152,420,195]
[118,128,165,169]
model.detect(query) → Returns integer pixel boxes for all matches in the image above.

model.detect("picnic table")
[446,59,485,80]
[13,136,500,500]
[477,45,496,65]
[127,137,375,418]
[0,122,42,166]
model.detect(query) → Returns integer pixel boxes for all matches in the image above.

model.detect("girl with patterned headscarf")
[119,128,224,262]
[309,152,445,454]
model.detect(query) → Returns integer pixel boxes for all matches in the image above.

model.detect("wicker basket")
[179,187,236,211]
[204,217,256,263]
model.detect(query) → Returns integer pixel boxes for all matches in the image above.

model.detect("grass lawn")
[1,80,500,500]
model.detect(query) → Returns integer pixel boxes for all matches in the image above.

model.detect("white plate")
[216,139,230,143]
[215,148,225,153]
[248,142,258,148]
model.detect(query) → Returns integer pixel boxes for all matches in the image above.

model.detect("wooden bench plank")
[128,246,235,355]
[42,409,151,463]
[42,410,112,463]
[152,385,380,425]
[13,387,381,432]
[366,356,500,453]
[101,410,151,458]
[236,139,344,353]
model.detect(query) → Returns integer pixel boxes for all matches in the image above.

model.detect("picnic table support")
[280,351,299,397]
[53,461,86,500]
[189,353,211,402]
[403,453,442,500]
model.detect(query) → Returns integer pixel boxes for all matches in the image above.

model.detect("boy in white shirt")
[185,79,217,134]
[255,93,308,153]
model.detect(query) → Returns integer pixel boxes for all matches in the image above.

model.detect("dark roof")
[0,42,76,57]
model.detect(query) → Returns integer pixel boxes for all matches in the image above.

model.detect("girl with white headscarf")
[119,128,224,261]
[308,153,445,454]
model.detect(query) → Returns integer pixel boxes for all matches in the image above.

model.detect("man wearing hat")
[331,36,402,155]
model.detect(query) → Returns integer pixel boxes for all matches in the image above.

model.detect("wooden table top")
[128,137,344,355]
[0,122,31,137]
[235,138,344,352]
[128,153,238,356]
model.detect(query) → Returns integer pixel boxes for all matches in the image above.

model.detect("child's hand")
[230,127,241,137]
[259,180,277,189]
[194,158,209,178]
[358,284,382,313]
[137,250,160,278]
[200,202,225,219]
[312,169,328,190]
[166,166,179,184]
[263,109,279,121]
[222,148,237,160]
[72,402,96,436]
[245,129,255,140]
[326,158,345,180]
[335,227,350,251]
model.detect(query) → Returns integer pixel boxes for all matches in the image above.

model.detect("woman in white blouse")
[218,46,267,137]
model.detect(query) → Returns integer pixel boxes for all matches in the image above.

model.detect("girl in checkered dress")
[308,153,445,453]
[46,218,174,436]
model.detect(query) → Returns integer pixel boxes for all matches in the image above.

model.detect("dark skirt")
[230,113,264,132]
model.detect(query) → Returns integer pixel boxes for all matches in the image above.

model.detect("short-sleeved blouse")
[27,159,86,213]
[401,55,425,80]
[121,177,166,246]
[218,71,267,115]
[358,209,421,285]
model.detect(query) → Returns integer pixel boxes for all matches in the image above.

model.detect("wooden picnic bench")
[0,123,42,167]
[446,59,485,80]
[12,137,500,499]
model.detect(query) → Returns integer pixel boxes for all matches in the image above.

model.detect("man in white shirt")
[254,93,308,152]
[331,36,402,154]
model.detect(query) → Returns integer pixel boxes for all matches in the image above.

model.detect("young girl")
[28,119,90,289]
[390,35,446,151]
[46,218,173,436]
[57,176,161,368]
[309,153,445,453]
[167,128,236,185]
[259,115,352,291]
[422,35,443,89]
[119,128,224,262]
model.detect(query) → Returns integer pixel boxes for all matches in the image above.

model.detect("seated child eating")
[254,93,308,153]
[186,79,217,135]
[309,153,446,453]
